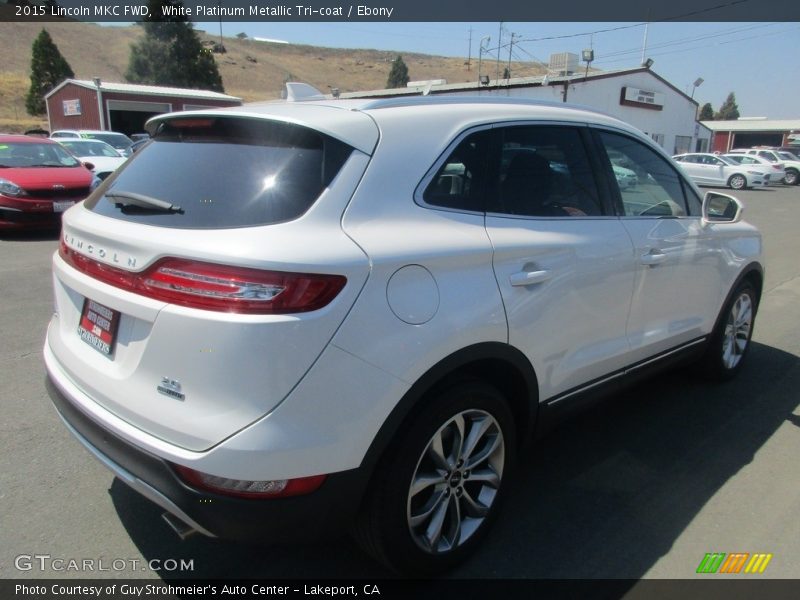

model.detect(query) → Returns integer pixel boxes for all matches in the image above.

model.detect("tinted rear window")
[85,117,353,229]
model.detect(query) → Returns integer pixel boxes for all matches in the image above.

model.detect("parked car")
[723,153,785,186]
[0,135,95,230]
[775,146,800,160]
[51,130,134,157]
[45,97,763,574]
[129,138,150,153]
[728,148,799,185]
[56,139,127,181]
[673,152,768,189]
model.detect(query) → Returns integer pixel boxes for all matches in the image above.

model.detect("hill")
[0,21,544,133]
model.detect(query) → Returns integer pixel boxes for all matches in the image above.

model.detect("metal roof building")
[45,79,242,136]
[340,67,712,156]
[701,119,800,152]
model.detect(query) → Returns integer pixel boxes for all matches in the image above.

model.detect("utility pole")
[496,22,503,82]
[466,27,472,71]
[506,32,515,83]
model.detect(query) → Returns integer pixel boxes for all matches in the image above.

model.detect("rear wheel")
[784,168,798,185]
[355,381,515,574]
[728,174,747,190]
[700,281,757,380]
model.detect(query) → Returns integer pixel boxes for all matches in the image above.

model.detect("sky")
[187,21,800,120]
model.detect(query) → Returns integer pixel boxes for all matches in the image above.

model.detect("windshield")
[778,152,797,161]
[0,141,81,168]
[60,140,122,158]
[80,133,133,150]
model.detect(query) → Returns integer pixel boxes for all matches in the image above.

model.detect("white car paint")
[44,97,763,567]
[723,153,785,186]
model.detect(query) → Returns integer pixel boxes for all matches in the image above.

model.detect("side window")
[599,131,690,218]
[491,126,602,217]
[422,130,490,212]
[757,151,775,162]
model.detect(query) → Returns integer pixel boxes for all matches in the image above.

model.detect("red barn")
[45,79,242,136]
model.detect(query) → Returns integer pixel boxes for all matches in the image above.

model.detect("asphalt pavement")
[1,185,798,582]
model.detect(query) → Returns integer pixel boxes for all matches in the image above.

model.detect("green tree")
[25,29,74,116]
[126,0,224,92]
[386,55,409,88]
[715,92,740,121]
[698,102,714,121]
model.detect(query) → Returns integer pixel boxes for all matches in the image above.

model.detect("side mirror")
[82,161,95,172]
[702,191,743,223]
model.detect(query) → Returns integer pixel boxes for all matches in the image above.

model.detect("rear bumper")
[46,376,369,543]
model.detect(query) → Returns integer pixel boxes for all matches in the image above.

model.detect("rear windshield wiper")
[105,191,183,213]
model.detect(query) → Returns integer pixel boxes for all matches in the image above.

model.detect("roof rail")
[359,95,576,111]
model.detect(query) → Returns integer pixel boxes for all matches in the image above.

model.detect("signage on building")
[620,87,664,111]
[62,99,82,116]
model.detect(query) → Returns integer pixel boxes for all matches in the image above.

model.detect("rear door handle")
[510,270,551,286]
[640,250,668,266]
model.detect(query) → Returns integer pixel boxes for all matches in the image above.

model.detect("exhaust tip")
[161,511,198,540]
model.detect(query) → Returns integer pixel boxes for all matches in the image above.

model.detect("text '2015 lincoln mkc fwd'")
[45,94,763,574]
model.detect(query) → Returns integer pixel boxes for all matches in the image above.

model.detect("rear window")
[85,117,353,229]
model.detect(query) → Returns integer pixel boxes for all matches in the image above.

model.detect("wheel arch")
[358,342,539,477]
[713,261,764,333]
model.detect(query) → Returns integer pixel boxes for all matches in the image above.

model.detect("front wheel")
[728,174,747,190]
[700,282,757,381]
[354,381,515,574]
[784,168,798,185]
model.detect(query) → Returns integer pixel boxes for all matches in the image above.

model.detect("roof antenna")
[284,82,325,102]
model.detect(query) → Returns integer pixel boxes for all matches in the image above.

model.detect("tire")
[728,174,747,190]
[700,282,757,381]
[354,380,516,575]
[784,168,798,185]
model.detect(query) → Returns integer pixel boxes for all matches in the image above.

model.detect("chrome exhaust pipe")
[162,511,198,540]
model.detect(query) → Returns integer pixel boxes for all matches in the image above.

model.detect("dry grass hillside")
[0,21,543,133]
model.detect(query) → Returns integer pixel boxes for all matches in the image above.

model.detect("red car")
[0,135,95,230]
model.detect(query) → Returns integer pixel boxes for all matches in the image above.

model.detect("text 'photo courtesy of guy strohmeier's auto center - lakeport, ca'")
[2,0,800,598]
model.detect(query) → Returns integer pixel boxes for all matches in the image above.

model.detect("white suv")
[45,97,763,574]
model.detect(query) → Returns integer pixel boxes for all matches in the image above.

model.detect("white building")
[340,66,710,156]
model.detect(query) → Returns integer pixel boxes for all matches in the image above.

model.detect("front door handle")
[510,270,551,286]
[640,250,668,266]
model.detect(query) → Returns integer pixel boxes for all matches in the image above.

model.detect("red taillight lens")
[59,239,346,314]
[172,464,326,499]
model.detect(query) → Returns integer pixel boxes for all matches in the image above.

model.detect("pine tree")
[25,29,74,116]
[126,0,224,92]
[698,103,714,121]
[715,93,740,121]
[386,55,410,89]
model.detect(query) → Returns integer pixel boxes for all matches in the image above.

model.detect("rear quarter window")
[85,117,353,229]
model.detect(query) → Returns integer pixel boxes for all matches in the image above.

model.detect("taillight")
[59,239,346,314]
[172,464,326,499]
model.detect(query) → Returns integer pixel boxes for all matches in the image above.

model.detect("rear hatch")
[46,109,377,451]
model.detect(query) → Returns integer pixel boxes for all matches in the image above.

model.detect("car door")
[483,124,636,401]
[676,155,714,185]
[593,129,723,360]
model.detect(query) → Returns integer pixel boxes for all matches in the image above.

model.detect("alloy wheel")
[722,292,753,370]
[406,409,505,554]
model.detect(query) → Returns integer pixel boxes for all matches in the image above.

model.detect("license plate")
[53,201,75,213]
[77,299,120,356]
